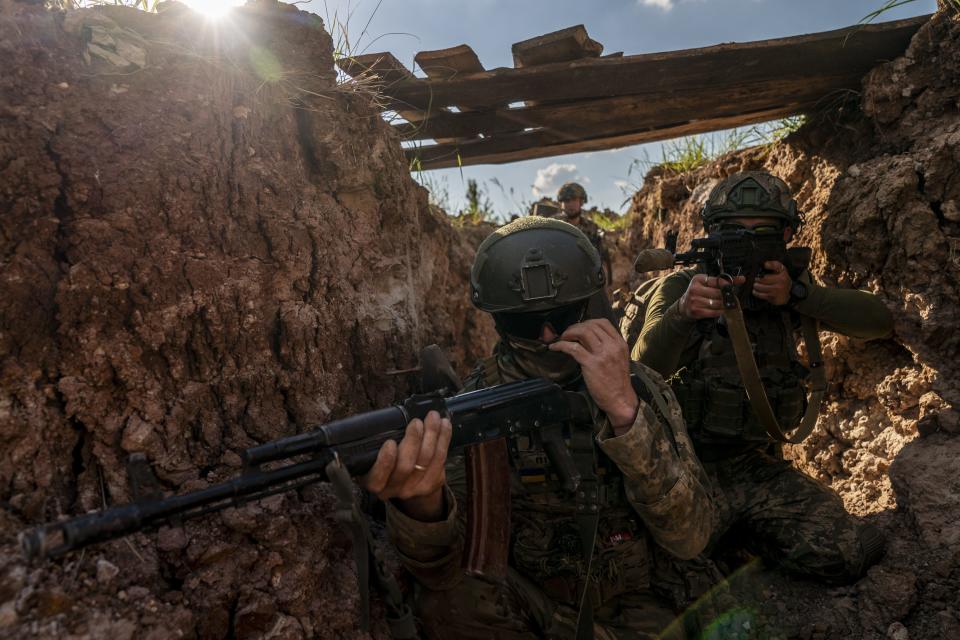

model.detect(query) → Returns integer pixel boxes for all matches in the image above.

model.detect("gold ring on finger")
[413,464,427,472]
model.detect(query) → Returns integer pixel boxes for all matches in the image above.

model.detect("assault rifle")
[633,227,810,308]
[20,379,591,563]
[20,354,598,637]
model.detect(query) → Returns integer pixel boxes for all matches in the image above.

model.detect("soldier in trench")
[628,171,894,584]
[362,217,718,639]
[554,182,614,285]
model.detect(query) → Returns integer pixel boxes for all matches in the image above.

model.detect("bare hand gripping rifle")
[633,229,825,444]
[634,227,809,307]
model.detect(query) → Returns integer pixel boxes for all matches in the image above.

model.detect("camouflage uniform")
[628,172,894,584]
[554,182,613,284]
[568,215,612,284]
[386,344,716,639]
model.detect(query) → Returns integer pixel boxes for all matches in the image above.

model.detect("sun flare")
[179,0,244,20]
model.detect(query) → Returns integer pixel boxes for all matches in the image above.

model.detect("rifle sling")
[720,289,827,444]
[571,418,600,640]
[327,460,418,639]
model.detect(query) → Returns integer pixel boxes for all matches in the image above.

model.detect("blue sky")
[299,0,936,217]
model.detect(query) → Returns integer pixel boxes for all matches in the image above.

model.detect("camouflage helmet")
[470,216,604,313]
[701,171,802,230]
[557,182,588,204]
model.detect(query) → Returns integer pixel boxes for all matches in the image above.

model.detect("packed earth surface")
[0,1,958,639]
[0,2,494,638]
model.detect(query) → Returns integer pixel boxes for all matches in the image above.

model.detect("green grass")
[861,0,959,25]
[617,116,807,206]
[587,208,631,233]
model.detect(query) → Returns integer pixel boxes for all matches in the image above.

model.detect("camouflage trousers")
[703,449,885,584]
[415,568,688,640]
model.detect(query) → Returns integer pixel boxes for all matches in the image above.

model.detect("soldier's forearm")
[597,402,714,558]
[793,281,894,339]
[634,300,696,376]
[386,486,465,590]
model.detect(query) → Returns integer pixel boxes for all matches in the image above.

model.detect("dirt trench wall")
[620,12,960,639]
[0,2,494,638]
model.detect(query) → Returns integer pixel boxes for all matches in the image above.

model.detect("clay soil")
[0,2,494,638]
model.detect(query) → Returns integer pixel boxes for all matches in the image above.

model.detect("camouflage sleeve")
[385,484,464,591]
[595,365,714,560]
[792,272,894,340]
[632,270,698,378]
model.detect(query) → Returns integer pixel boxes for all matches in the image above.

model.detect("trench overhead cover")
[337,17,929,170]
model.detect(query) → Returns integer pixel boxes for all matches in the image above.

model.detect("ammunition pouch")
[671,354,810,446]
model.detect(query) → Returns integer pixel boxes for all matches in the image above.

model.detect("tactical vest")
[461,355,657,609]
[670,308,809,452]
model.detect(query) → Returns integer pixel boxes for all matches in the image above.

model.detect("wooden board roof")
[337,17,929,170]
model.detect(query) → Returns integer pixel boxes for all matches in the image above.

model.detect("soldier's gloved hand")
[753,260,791,305]
[679,274,747,319]
[548,319,639,435]
[361,411,452,522]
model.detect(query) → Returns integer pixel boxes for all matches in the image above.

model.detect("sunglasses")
[716,222,783,234]
[494,302,587,340]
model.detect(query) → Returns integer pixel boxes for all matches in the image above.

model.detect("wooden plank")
[392,73,855,141]
[413,45,490,141]
[337,51,416,84]
[511,25,603,68]
[383,15,927,111]
[405,104,805,170]
[414,44,484,80]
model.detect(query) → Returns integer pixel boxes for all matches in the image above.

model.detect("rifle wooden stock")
[462,439,512,579]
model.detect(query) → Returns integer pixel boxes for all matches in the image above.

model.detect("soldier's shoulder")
[462,354,501,391]
[666,268,697,283]
[461,367,485,392]
[653,269,696,296]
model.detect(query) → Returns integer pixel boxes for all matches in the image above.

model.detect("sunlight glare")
[180,0,244,20]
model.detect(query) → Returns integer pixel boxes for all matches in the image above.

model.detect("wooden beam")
[393,73,855,141]
[405,104,806,170]
[384,15,927,111]
[337,51,416,85]
[412,44,491,141]
[414,44,484,80]
[511,25,604,68]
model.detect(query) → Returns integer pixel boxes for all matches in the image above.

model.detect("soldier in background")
[556,182,614,284]
[630,171,893,585]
